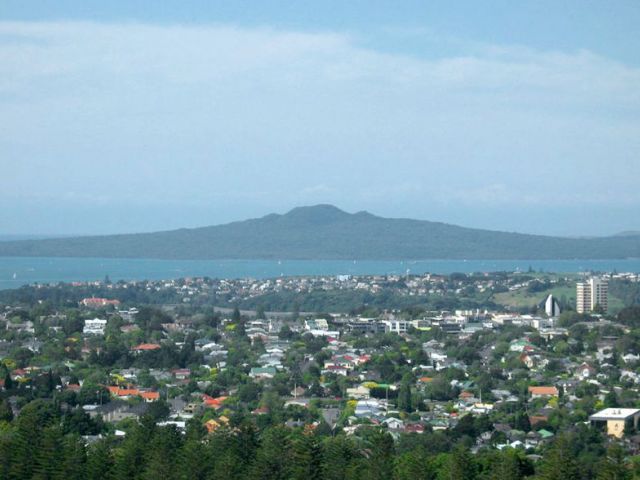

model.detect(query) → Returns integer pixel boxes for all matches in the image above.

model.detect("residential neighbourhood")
[0,270,639,478]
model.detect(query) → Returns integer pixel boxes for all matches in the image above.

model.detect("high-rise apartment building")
[576,277,608,313]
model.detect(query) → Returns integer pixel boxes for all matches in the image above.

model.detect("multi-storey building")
[576,277,608,313]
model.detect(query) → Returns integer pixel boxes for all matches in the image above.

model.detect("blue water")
[0,257,639,290]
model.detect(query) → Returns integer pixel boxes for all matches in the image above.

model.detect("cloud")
[0,20,639,234]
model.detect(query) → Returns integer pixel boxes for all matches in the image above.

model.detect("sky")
[1,1,639,237]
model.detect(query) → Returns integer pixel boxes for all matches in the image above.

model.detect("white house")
[83,318,107,335]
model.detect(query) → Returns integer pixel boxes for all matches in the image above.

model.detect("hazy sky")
[1,1,639,236]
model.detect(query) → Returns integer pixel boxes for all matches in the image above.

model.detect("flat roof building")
[589,408,640,438]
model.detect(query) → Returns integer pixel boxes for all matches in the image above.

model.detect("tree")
[320,436,357,480]
[439,444,477,480]
[178,437,209,480]
[60,434,88,480]
[539,434,580,480]
[395,446,435,480]
[86,439,114,480]
[0,400,13,422]
[142,425,183,480]
[604,390,619,408]
[489,449,529,480]
[397,380,413,413]
[596,444,631,480]
[249,426,291,480]
[359,430,395,480]
[3,372,13,392]
[289,430,322,480]
[33,425,65,479]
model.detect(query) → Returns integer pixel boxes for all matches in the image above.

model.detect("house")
[305,319,329,331]
[5,321,35,334]
[83,318,107,335]
[346,385,370,400]
[528,386,559,399]
[80,297,121,308]
[509,339,534,353]
[202,394,228,410]
[383,417,405,431]
[84,401,149,423]
[249,367,276,380]
[575,363,596,379]
[131,343,161,353]
[107,386,160,402]
[321,408,341,427]
[172,369,191,380]
[140,391,160,402]
[204,415,230,433]
[354,399,383,418]
[589,408,640,438]
[623,353,640,364]
[404,423,426,434]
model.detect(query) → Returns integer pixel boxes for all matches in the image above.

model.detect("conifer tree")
[32,425,65,480]
[86,439,114,480]
[60,434,87,480]
[289,429,322,480]
[539,434,580,480]
[321,435,358,480]
[439,444,477,480]
[596,444,631,480]
[248,426,291,480]
[489,449,524,480]
[394,446,436,480]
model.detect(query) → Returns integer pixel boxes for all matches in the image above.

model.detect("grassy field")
[493,283,625,314]
[493,285,575,309]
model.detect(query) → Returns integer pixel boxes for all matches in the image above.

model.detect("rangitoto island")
[0,205,638,260]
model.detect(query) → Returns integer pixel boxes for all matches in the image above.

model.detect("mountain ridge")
[0,205,638,260]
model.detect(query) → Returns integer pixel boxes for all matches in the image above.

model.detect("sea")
[0,257,639,291]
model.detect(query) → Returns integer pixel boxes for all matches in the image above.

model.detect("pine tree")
[207,428,245,480]
[596,444,631,480]
[395,446,436,480]
[32,425,65,480]
[60,434,87,480]
[142,425,183,480]
[439,444,477,480]
[538,434,580,480]
[3,372,13,392]
[489,449,523,480]
[178,438,209,480]
[0,399,13,422]
[321,435,357,480]
[397,381,413,413]
[86,439,114,480]
[361,430,394,480]
[289,430,322,480]
[248,426,291,480]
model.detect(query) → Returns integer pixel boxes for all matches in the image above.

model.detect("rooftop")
[590,408,640,421]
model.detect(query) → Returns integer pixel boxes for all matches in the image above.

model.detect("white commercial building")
[383,320,409,334]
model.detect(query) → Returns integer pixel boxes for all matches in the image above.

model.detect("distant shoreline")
[1,256,640,291]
